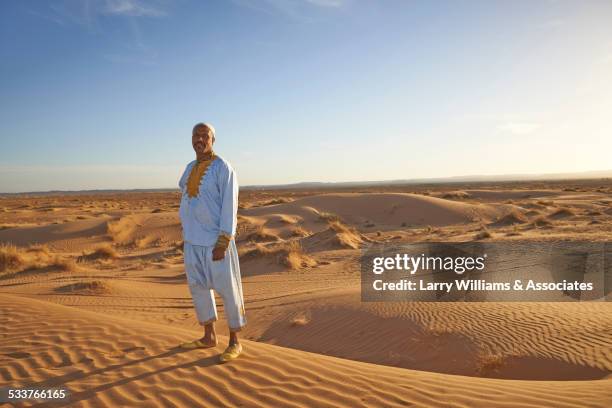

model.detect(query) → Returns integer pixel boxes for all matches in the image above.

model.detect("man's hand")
[212,246,226,261]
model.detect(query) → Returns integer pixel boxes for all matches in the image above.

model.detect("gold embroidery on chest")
[186,154,216,198]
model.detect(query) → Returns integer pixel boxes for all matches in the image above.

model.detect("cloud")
[103,0,167,17]
[498,122,541,135]
[30,1,167,65]
[39,0,168,28]
[306,0,345,7]
[231,0,347,20]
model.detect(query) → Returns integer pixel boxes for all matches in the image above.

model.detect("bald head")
[193,122,215,138]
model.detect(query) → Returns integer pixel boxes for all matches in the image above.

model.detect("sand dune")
[0,213,182,255]
[0,218,109,250]
[251,287,612,379]
[1,183,612,407]
[458,189,561,201]
[243,193,506,231]
[2,293,610,408]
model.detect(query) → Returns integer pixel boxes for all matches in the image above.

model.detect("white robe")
[179,156,238,246]
[178,156,246,330]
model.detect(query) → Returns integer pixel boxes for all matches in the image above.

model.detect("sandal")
[179,339,217,349]
[219,343,243,362]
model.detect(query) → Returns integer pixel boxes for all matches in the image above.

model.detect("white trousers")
[184,240,246,331]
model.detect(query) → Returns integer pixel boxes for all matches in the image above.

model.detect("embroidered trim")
[214,232,232,251]
[186,153,216,198]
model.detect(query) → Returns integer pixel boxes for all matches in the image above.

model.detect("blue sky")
[1,0,611,192]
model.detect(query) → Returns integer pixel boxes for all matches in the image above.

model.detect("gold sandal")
[179,339,216,349]
[219,343,243,362]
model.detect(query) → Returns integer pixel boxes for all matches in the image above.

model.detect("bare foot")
[179,337,218,349]
[200,336,218,347]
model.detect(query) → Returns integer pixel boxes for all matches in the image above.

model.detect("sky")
[1,0,611,193]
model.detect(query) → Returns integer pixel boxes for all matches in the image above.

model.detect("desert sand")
[1,179,611,407]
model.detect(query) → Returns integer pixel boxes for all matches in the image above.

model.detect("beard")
[194,142,213,156]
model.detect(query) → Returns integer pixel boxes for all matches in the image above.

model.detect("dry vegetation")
[0,243,24,272]
[56,280,111,294]
[474,227,492,240]
[1,243,79,275]
[248,225,281,242]
[477,352,507,376]
[290,312,311,327]
[442,191,472,200]
[530,216,553,228]
[135,235,160,248]
[241,241,317,270]
[258,197,293,206]
[328,221,363,249]
[278,214,300,224]
[291,226,311,237]
[318,211,342,223]
[107,216,138,244]
[491,210,528,226]
[78,244,119,262]
[549,207,576,219]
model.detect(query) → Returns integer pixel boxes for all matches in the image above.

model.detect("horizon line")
[1,168,611,195]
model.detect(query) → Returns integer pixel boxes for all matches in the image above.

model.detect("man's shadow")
[27,347,220,407]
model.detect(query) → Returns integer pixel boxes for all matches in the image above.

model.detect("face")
[192,125,215,155]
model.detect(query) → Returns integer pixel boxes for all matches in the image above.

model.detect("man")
[178,122,246,363]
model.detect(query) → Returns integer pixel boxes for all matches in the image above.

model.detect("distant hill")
[242,169,612,190]
[0,188,178,197]
[1,169,611,196]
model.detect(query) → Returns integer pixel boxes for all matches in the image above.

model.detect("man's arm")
[213,162,238,259]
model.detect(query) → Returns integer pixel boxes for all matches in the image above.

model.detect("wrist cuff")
[215,232,232,250]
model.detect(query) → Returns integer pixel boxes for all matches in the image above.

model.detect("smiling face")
[192,124,215,157]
